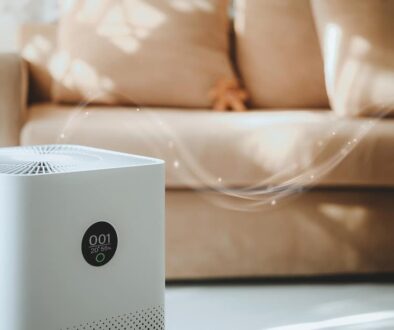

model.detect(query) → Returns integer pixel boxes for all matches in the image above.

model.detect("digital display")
[82,221,118,266]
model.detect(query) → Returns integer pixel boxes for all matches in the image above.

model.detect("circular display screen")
[82,221,118,267]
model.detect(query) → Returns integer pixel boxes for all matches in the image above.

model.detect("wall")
[0,0,58,52]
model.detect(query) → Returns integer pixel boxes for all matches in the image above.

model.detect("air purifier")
[0,145,165,330]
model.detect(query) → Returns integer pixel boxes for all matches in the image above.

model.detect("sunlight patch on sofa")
[22,34,53,61]
[322,23,342,99]
[170,0,214,12]
[49,52,115,97]
[319,203,367,227]
[96,2,166,53]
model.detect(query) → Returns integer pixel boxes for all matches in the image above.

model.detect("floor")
[165,280,394,330]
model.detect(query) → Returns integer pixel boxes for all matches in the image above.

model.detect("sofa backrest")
[19,6,328,109]
[19,23,57,103]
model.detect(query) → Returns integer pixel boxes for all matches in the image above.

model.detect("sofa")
[1,0,394,280]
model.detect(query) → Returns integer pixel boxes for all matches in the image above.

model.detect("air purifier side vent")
[62,306,165,330]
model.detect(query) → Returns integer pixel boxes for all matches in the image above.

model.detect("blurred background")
[1,0,394,329]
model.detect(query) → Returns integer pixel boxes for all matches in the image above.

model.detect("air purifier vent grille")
[0,144,161,176]
[0,145,101,175]
[62,306,165,330]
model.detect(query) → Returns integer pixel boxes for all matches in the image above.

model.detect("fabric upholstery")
[19,23,57,103]
[234,0,329,108]
[21,103,394,188]
[166,189,394,279]
[312,0,394,117]
[51,0,236,108]
[0,54,28,147]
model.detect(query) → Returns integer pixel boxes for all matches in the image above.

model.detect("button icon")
[96,253,106,263]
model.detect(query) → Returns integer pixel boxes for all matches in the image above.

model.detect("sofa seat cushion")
[21,103,394,188]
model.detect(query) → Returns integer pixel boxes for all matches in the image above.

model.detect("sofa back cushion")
[312,0,394,117]
[234,0,329,108]
[50,0,236,108]
[19,23,57,103]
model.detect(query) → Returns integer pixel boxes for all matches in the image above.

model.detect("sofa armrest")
[0,53,28,147]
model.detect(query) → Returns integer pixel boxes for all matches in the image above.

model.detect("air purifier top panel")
[0,144,163,176]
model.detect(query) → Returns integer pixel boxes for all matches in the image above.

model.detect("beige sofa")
[1,22,394,280]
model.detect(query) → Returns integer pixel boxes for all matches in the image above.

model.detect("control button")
[96,253,106,263]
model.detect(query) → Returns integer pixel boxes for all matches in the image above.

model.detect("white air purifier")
[0,145,165,330]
